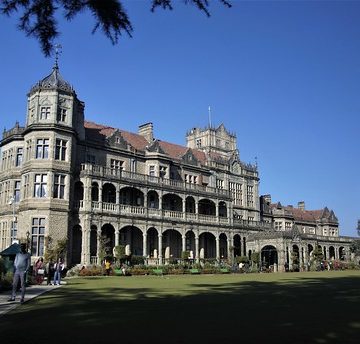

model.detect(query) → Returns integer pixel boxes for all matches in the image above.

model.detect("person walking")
[53,258,64,285]
[8,243,31,304]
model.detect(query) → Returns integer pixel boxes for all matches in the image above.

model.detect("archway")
[71,225,82,265]
[147,190,159,209]
[219,233,228,259]
[185,230,195,259]
[102,183,116,203]
[198,199,216,216]
[91,182,99,201]
[261,245,278,269]
[185,196,195,213]
[218,201,227,217]
[329,246,335,260]
[119,225,143,257]
[74,181,84,202]
[339,246,345,261]
[101,224,115,259]
[233,234,241,257]
[199,232,216,259]
[162,229,182,260]
[147,227,159,259]
[120,187,144,206]
[292,244,300,271]
[162,194,182,212]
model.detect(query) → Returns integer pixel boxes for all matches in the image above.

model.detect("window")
[55,139,67,161]
[57,108,67,122]
[31,218,45,256]
[40,106,50,120]
[16,148,23,167]
[110,159,124,171]
[285,222,292,230]
[36,139,49,159]
[149,165,155,176]
[248,216,254,222]
[275,221,283,230]
[53,174,65,199]
[246,185,254,207]
[26,139,33,161]
[216,179,224,189]
[131,159,136,173]
[24,174,30,198]
[14,180,21,202]
[196,139,202,148]
[34,174,47,198]
[229,182,242,206]
[10,220,17,243]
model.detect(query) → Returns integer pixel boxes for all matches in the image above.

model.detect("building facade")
[0,65,354,271]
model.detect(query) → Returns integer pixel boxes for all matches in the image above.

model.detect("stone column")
[195,234,199,263]
[158,234,163,264]
[96,230,101,264]
[216,235,220,261]
[143,231,147,258]
[227,237,232,261]
[115,229,119,247]
[182,234,186,254]
[288,245,293,271]
[99,183,103,211]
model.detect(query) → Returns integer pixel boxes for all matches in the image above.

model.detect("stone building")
[0,64,354,271]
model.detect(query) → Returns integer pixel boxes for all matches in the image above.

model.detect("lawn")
[1,271,359,344]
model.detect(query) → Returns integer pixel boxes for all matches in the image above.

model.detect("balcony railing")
[80,163,231,198]
[76,200,273,230]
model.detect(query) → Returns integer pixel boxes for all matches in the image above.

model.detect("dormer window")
[40,106,50,120]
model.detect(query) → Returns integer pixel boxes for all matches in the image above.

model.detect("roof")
[269,204,338,223]
[0,243,20,256]
[30,65,73,94]
[84,120,207,163]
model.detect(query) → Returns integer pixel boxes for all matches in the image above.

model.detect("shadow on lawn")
[0,274,359,344]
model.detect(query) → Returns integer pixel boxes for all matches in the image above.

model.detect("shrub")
[0,271,14,291]
[78,265,103,276]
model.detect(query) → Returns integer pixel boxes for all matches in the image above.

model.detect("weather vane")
[54,44,62,68]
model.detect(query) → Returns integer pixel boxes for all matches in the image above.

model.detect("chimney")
[298,201,305,211]
[138,122,153,143]
[263,194,272,205]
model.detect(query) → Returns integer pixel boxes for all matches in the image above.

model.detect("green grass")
[1,271,360,344]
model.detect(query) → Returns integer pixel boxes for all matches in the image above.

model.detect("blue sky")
[0,1,359,237]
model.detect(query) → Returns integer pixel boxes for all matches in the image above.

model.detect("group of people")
[8,243,65,304]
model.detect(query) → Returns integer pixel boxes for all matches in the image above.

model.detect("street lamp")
[26,230,30,254]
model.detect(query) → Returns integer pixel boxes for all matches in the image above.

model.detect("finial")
[255,156,258,167]
[54,44,62,69]
[208,106,212,128]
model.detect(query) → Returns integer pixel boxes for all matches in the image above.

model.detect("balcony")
[80,163,231,198]
[75,200,272,230]
[78,200,228,225]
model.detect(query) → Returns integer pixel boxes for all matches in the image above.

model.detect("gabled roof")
[269,203,338,223]
[84,121,148,151]
[84,120,207,163]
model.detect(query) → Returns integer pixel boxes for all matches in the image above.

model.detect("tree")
[1,0,232,57]
[350,240,360,256]
[44,237,68,262]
